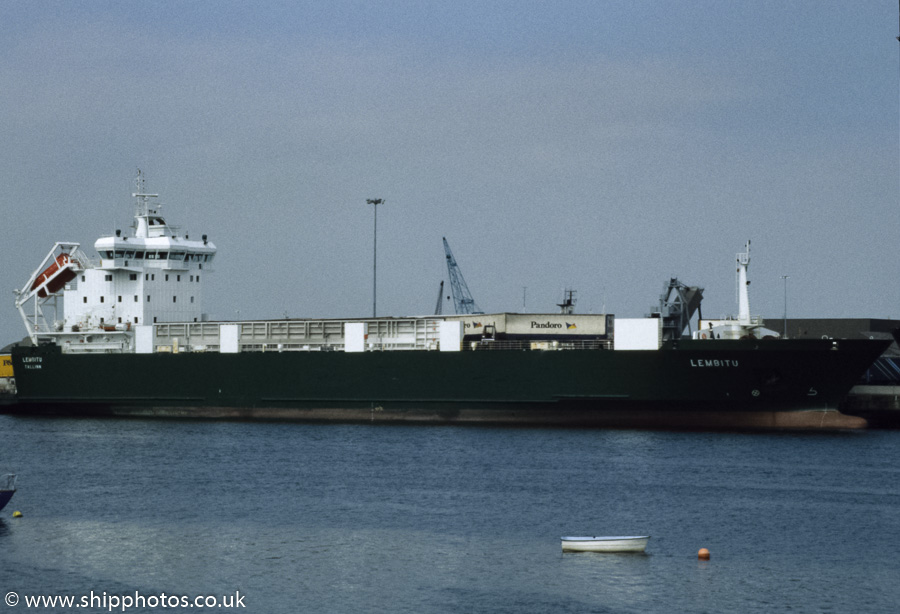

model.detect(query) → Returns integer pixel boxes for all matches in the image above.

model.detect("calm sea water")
[0,415,898,613]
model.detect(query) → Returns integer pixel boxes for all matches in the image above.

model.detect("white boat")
[560,535,649,552]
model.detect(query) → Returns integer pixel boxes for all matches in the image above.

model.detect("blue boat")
[0,475,16,512]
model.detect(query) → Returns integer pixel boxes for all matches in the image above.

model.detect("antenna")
[132,169,160,238]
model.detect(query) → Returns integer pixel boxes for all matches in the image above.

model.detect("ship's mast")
[557,289,577,315]
[132,169,160,238]
[737,240,751,325]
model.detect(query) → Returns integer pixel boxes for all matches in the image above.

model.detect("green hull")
[7,338,889,429]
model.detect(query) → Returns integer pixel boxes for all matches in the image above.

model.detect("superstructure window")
[129,274,137,281]
[100,296,105,303]
[83,297,87,303]
[118,296,122,303]
[173,296,177,303]
[134,295,138,302]
[105,274,113,282]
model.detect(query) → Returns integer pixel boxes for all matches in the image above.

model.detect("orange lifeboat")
[31,253,79,298]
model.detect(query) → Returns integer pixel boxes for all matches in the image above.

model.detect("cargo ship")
[5,174,889,429]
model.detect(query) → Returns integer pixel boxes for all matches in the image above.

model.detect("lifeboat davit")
[31,253,79,298]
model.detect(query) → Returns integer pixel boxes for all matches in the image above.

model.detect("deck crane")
[442,237,483,314]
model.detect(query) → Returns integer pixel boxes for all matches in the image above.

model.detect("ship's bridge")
[94,234,216,272]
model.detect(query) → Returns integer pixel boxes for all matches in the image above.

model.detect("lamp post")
[781,275,789,338]
[367,198,384,318]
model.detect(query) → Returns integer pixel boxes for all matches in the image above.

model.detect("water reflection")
[557,549,653,606]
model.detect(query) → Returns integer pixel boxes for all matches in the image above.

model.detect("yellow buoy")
[698,547,710,560]
[12,511,22,518]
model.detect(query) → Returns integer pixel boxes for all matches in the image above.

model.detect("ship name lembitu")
[6,173,889,429]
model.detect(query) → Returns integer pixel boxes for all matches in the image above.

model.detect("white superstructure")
[14,171,216,352]
[64,171,216,331]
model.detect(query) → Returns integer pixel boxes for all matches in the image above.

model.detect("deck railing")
[465,339,612,351]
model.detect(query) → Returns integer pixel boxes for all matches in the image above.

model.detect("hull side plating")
[9,338,887,429]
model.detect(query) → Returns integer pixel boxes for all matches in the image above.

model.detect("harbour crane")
[434,280,444,316]
[442,237,483,314]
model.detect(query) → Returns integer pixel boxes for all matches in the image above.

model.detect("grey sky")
[2,1,898,342]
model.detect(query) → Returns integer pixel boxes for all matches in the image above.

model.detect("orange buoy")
[698,548,710,560]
